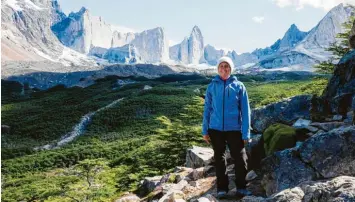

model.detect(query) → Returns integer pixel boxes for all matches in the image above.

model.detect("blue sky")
[58,0,353,53]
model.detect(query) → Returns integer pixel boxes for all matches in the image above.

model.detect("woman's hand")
[243,139,251,147]
[203,135,210,144]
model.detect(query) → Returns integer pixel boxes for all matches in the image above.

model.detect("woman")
[202,56,251,198]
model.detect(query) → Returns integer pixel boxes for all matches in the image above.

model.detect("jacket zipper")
[223,80,226,131]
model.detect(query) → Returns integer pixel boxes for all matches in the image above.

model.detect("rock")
[310,122,346,132]
[344,111,354,124]
[186,146,214,168]
[197,194,217,202]
[158,190,185,202]
[242,176,355,201]
[144,85,152,90]
[174,166,193,173]
[260,148,316,196]
[270,187,304,201]
[196,197,210,202]
[139,175,162,196]
[171,180,188,192]
[300,126,355,178]
[251,95,312,133]
[1,125,10,134]
[293,118,311,128]
[115,193,140,202]
[203,165,215,177]
[162,183,175,194]
[263,123,297,156]
[333,114,343,121]
[246,170,258,181]
[299,176,355,202]
[188,181,199,188]
[187,167,205,181]
[322,50,355,115]
[314,129,325,136]
[306,125,318,133]
[174,167,194,183]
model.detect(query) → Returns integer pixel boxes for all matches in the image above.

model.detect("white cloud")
[252,16,265,23]
[272,0,355,11]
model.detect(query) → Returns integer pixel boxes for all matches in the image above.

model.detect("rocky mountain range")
[1,0,354,76]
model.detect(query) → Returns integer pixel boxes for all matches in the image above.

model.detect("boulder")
[186,146,214,168]
[263,123,297,156]
[251,95,311,133]
[260,148,316,196]
[299,126,355,178]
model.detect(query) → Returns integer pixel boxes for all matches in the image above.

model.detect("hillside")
[1,74,329,201]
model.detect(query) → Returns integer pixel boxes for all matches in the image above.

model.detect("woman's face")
[218,62,231,79]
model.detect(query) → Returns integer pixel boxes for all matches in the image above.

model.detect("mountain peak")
[79,7,88,14]
[191,26,201,34]
[290,23,297,29]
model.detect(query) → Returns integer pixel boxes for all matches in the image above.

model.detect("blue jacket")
[202,75,251,140]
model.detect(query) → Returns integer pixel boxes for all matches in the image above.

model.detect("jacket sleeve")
[240,84,251,140]
[202,85,212,136]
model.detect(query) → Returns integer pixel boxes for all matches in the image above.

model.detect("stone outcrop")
[260,148,317,196]
[311,50,355,119]
[243,176,355,202]
[251,95,311,133]
[185,146,214,168]
[300,126,355,178]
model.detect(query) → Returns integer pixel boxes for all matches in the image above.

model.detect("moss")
[168,173,177,183]
[263,123,296,156]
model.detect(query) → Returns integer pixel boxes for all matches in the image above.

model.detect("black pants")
[208,128,248,192]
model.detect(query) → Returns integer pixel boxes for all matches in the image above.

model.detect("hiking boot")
[216,191,228,199]
[236,188,252,197]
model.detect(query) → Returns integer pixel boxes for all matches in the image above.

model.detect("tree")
[48,159,117,202]
[314,15,355,73]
